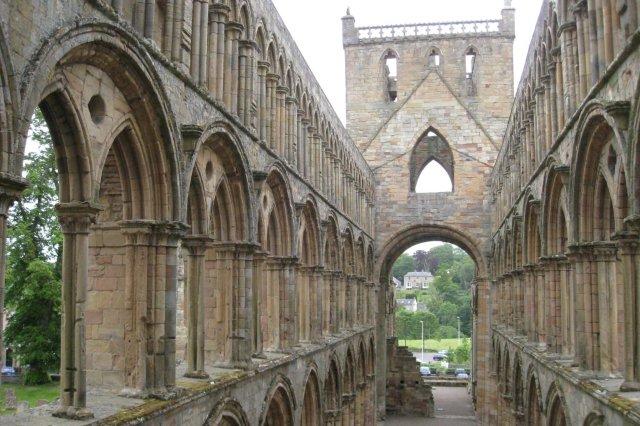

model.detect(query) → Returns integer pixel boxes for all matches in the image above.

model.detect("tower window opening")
[384,51,398,102]
[428,49,441,68]
[465,48,477,79]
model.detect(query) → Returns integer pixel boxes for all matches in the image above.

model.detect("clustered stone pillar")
[266,73,279,150]
[230,243,256,368]
[183,236,210,379]
[252,250,268,357]
[54,202,101,420]
[209,4,230,101]
[238,40,256,126]
[120,221,184,397]
[619,219,640,390]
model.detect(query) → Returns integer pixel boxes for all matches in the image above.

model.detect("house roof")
[404,271,433,277]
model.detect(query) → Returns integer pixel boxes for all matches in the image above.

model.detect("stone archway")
[262,381,295,426]
[300,368,322,426]
[374,223,489,418]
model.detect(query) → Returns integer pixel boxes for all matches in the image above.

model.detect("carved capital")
[56,202,102,234]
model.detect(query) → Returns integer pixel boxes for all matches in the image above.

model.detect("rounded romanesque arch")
[512,354,524,419]
[17,23,181,208]
[261,376,296,426]
[526,370,543,426]
[256,166,295,351]
[540,159,572,355]
[570,101,634,380]
[297,197,321,343]
[324,353,342,424]
[182,128,255,372]
[205,398,249,426]
[583,410,605,426]
[12,23,184,414]
[300,366,322,426]
[376,223,487,280]
[342,347,356,425]
[545,382,569,426]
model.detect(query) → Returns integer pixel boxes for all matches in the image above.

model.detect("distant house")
[403,271,434,289]
[396,298,418,312]
[392,277,402,288]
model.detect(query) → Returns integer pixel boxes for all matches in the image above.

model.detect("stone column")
[252,250,268,357]
[322,269,333,335]
[230,242,256,368]
[300,117,310,178]
[190,0,203,83]
[54,202,100,420]
[593,242,618,374]
[618,220,640,390]
[557,255,574,357]
[266,74,279,150]
[183,236,210,379]
[276,86,288,157]
[257,61,269,141]
[298,265,310,343]
[331,271,341,335]
[210,4,230,101]
[120,221,184,396]
[574,3,589,98]
[534,262,546,347]
[283,256,298,349]
[559,21,576,116]
[226,22,243,114]
[567,243,593,369]
[286,96,297,166]
[238,40,256,126]
[313,266,324,341]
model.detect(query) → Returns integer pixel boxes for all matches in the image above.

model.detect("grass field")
[0,381,58,414]
[396,338,466,352]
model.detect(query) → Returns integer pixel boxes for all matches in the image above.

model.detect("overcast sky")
[270,0,544,255]
[271,0,544,124]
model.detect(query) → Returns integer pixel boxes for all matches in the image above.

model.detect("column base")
[184,370,210,379]
[52,406,94,420]
[620,380,640,392]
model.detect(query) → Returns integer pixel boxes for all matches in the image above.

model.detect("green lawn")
[0,381,58,414]
[397,338,466,352]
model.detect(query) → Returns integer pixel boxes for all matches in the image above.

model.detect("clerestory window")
[465,47,477,79]
[428,48,441,68]
[383,51,399,102]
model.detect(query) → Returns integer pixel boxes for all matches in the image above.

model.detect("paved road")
[381,386,476,425]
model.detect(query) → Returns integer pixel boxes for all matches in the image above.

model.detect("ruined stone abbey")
[0,0,639,424]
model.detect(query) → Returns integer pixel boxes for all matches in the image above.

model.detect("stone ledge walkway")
[381,386,476,425]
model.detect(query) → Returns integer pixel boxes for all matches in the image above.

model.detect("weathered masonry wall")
[0,0,378,423]
[489,0,640,424]
[342,6,515,419]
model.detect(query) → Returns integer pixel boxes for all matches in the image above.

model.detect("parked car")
[457,372,470,379]
[432,354,447,361]
[1,366,16,376]
[419,366,431,377]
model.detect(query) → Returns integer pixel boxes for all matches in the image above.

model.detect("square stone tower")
[342,4,516,419]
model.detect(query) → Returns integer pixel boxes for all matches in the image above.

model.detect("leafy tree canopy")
[5,109,61,384]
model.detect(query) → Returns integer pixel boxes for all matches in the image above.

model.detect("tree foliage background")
[5,109,61,384]
[393,244,475,346]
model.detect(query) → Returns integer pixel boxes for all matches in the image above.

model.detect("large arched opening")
[376,224,487,420]
[6,28,181,418]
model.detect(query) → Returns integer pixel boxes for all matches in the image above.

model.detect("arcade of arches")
[0,0,639,424]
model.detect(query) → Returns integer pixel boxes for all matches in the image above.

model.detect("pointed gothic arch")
[409,128,454,193]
